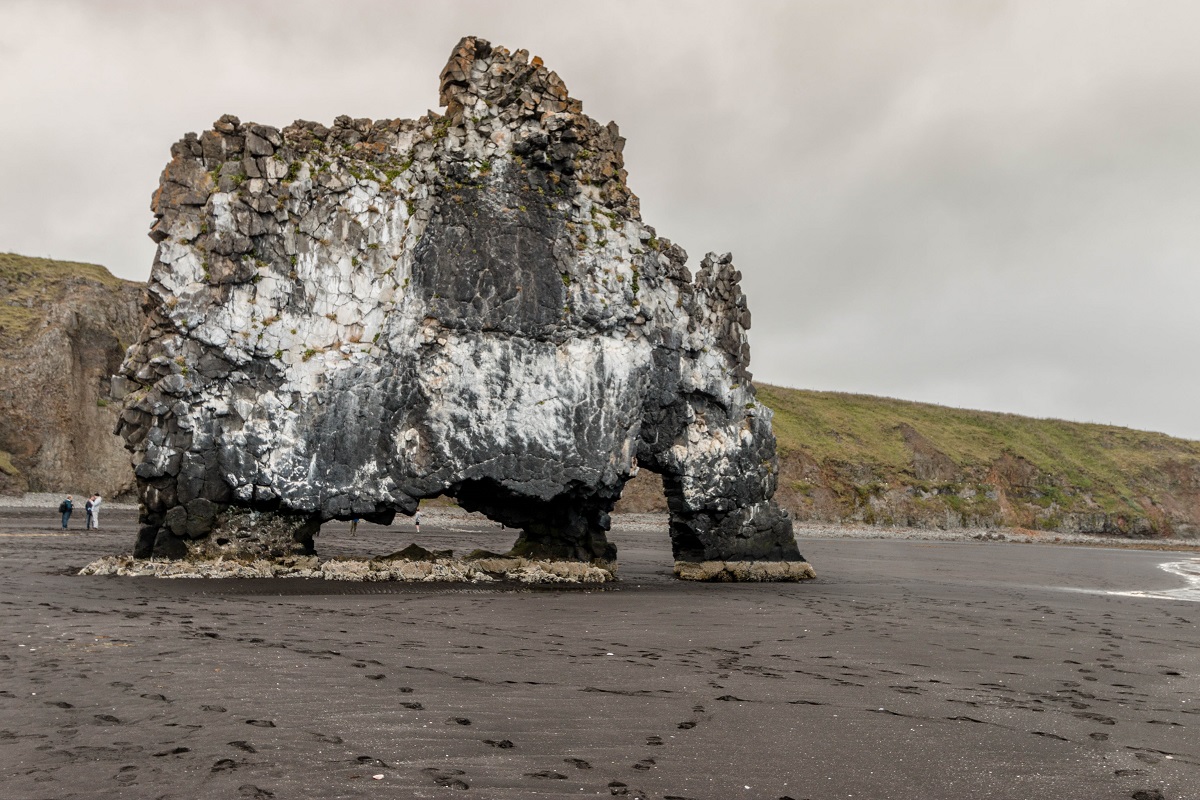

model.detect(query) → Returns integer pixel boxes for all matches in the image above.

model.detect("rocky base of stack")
[136,508,325,560]
[674,560,816,582]
[80,552,616,584]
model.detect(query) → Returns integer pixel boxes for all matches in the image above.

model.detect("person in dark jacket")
[59,495,73,529]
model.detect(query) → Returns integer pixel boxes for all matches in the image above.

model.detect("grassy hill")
[759,385,1200,536]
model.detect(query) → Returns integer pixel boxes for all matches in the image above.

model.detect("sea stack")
[116,36,811,580]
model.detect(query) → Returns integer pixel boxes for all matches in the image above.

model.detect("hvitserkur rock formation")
[116,36,811,580]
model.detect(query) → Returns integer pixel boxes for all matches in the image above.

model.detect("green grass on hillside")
[758,384,1200,519]
[0,253,133,341]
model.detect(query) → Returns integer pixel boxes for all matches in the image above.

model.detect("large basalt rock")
[116,36,806,574]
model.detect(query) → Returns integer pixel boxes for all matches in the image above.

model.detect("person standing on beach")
[85,496,95,530]
[59,495,73,529]
[89,494,102,529]
[350,516,359,535]
[414,509,422,536]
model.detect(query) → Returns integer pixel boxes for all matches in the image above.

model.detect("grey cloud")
[1,0,1197,437]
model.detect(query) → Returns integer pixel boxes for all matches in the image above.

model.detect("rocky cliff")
[0,254,142,497]
[116,36,806,576]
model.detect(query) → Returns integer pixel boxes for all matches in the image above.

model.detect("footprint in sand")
[1075,712,1116,725]
[422,767,468,790]
[153,746,190,756]
[237,785,275,798]
[563,757,591,769]
[311,732,343,744]
[483,739,514,749]
[632,757,655,771]
[356,755,390,768]
[212,758,239,772]
[677,721,696,729]
[201,705,226,713]
[526,770,567,779]
[93,714,120,724]
[646,735,663,746]
[246,719,276,728]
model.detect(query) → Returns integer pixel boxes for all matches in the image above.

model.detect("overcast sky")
[2,1,1198,439]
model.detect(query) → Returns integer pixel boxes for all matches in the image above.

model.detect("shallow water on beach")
[1108,557,1200,602]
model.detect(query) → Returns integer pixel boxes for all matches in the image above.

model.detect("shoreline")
[4,494,1198,552]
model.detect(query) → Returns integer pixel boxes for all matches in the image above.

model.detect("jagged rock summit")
[117,36,810,579]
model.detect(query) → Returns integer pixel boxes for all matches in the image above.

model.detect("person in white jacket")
[88,494,102,529]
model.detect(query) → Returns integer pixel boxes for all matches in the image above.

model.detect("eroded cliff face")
[117,37,803,572]
[0,254,142,497]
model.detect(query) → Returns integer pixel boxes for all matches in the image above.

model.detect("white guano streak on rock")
[418,334,647,476]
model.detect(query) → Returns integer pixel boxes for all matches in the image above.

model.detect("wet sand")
[1,506,1197,799]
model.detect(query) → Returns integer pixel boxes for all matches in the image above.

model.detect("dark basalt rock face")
[116,36,806,575]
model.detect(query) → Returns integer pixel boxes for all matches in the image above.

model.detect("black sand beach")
[1,506,1197,799]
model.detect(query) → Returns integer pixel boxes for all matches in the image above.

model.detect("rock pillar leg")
[654,397,815,581]
[452,480,618,565]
